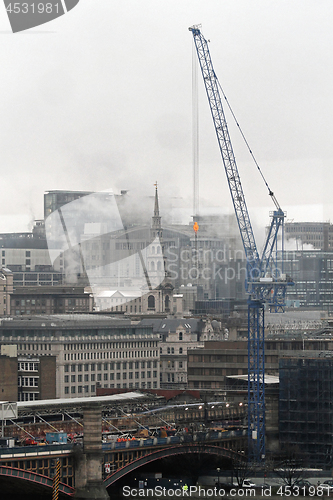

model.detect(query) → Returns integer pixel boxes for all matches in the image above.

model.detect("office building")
[285,221,333,251]
[0,315,160,399]
[283,249,333,310]
[10,285,93,315]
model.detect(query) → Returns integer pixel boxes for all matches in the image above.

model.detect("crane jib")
[189,26,289,300]
[189,27,259,274]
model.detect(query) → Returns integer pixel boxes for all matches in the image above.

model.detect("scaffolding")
[279,356,333,466]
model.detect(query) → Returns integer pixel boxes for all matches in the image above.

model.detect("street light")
[217,467,220,488]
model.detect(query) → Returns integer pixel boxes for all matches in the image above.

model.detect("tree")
[232,457,257,487]
[272,445,307,486]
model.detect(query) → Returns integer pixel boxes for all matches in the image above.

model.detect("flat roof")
[227,374,279,384]
[16,391,148,410]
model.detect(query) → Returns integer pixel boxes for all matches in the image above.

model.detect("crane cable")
[215,76,281,211]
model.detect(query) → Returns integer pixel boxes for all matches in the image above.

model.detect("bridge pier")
[74,402,109,500]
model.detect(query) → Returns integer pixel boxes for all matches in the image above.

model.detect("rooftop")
[138,318,204,333]
[0,314,134,330]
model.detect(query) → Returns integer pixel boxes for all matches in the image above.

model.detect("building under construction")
[279,355,333,466]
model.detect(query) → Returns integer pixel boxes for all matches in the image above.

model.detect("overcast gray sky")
[0,0,332,244]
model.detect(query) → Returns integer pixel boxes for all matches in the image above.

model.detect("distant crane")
[189,25,292,462]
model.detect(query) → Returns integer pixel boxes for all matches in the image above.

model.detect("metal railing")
[102,428,246,451]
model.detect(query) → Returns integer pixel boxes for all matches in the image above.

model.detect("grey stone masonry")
[74,402,109,500]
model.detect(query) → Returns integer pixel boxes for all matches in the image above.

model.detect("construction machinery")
[189,25,292,462]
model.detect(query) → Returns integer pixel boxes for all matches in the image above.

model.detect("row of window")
[64,361,158,372]
[286,225,329,232]
[163,360,184,369]
[64,341,157,350]
[105,304,142,313]
[65,371,157,383]
[114,242,148,250]
[2,250,31,256]
[18,377,39,387]
[64,381,158,394]
[64,350,158,361]
[18,362,39,371]
[161,347,184,354]
[15,298,87,306]
[166,374,177,382]
[19,344,52,351]
[15,299,50,306]
[18,392,38,401]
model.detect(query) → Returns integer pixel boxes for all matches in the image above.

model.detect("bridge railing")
[102,429,246,451]
[0,429,247,457]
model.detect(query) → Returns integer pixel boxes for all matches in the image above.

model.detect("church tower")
[142,183,174,314]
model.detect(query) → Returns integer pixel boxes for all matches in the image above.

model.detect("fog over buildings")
[0,1,331,238]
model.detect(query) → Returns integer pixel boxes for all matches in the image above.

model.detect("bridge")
[0,428,246,497]
[0,395,247,498]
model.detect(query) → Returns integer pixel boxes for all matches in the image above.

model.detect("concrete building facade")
[0,315,160,399]
[139,318,223,389]
[187,338,333,390]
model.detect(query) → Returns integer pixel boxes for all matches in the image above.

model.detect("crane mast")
[189,25,290,462]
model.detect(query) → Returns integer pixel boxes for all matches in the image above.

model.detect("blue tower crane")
[189,25,292,462]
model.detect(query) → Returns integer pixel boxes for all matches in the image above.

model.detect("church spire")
[151,182,162,239]
[154,181,160,217]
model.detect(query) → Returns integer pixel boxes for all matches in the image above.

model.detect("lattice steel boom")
[189,25,291,462]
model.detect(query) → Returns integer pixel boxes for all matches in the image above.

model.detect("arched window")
[151,246,155,254]
[157,246,161,254]
[157,261,162,271]
[151,261,155,271]
[148,295,155,309]
[165,295,170,311]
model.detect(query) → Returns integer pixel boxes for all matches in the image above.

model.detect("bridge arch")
[104,444,246,487]
[0,466,75,497]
